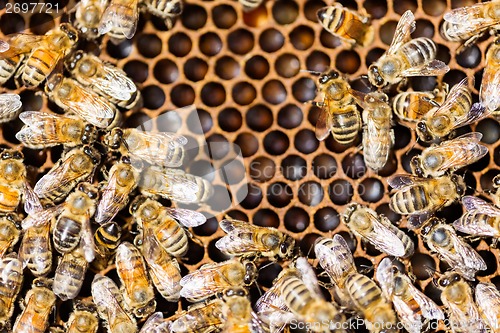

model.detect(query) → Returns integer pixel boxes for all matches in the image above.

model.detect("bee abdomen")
[345,273,381,308]
[393,92,434,122]
[53,255,87,300]
[22,50,56,87]
[390,185,429,214]
[156,223,188,257]
[280,275,314,315]
[0,57,21,84]
[53,217,81,254]
[331,109,361,144]
[400,37,436,68]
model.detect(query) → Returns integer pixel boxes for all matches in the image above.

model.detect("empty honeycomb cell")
[278,104,303,129]
[342,153,367,179]
[306,51,330,73]
[292,77,316,103]
[220,159,246,185]
[379,20,398,45]
[478,250,498,276]
[187,108,213,134]
[314,207,340,232]
[294,129,319,154]
[258,261,283,288]
[168,32,192,57]
[156,110,182,132]
[451,0,475,9]
[243,5,268,28]
[495,146,500,166]
[250,156,276,182]
[150,16,178,32]
[19,90,43,111]
[375,203,401,224]
[205,133,230,160]
[170,83,196,108]
[226,210,249,222]
[200,32,223,56]
[307,105,320,127]
[189,160,215,179]
[312,153,337,179]
[423,0,446,16]
[21,148,46,168]
[208,185,233,211]
[137,34,162,58]
[412,19,435,39]
[359,178,384,203]
[281,154,307,181]
[329,179,354,205]
[232,81,257,105]
[300,233,322,259]
[184,57,208,82]
[153,59,178,84]
[411,253,436,280]
[183,239,205,265]
[335,50,361,74]
[124,60,149,84]
[216,56,241,80]
[235,132,259,157]
[298,181,324,206]
[376,154,397,177]
[252,208,280,228]
[106,39,133,59]
[362,242,382,257]
[363,0,388,19]
[480,169,500,192]
[141,85,165,110]
[272,0,299,25]
[275,53,300,78]
[267,182,293,208]
[239,183,263,210]
[201,82,226,106]
[246,104,273,131]
[469,153,490,172]
[456,45,483,71]
[123,112,152,130]
[290,25,315,50]
[325,134,360,153]
[443,69,467,86]
[319,30,342,49]
[244,55,270,80]
[212,4,238,29]
[259,28,285,52]
[436,43,451,65]
[393,0,417,15]
[400,148,422,174]
[304,0,326,22]
[208,238,231,262]
[0,13,24,34]
[29,13,55,35]
[228,29,254,55]
[474,68,483,91]
[393,125,412,149]
[409,76,437,92]
[365,47,386,67]
[462,171,477,194]
[477,119,500,144]
[284,207,310,232]
[218,107,242,132]
[262,79,287,105]
[181,4,207,30]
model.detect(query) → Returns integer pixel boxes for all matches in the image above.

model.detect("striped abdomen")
[13,287,55,333]
[456,212,500,237]
[0,185,22,213]
[0,255,22,324]
[21,226,52,276]
[172,300,225,332]
[22,49,59,87]
[399,37,436,68]
[363,118,393,171]
[393,91,435,122]
[317,6,373,46]
[53,216,82,254]
[53,249,88,301]
[331,107,361,144]
[143,0,182,17]
[345,273,382,309]
[151,219,188,257]
[114,90,141,109]
[280,275,315,316]
[389,185,430,214]
[0,55,23,84]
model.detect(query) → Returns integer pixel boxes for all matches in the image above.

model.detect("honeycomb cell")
[329,179,354,205]
[250,156,276,182]
[284,207,309,233]
[125,60,149,83]
[188,108,213,133]
[401,148,422,174]
[281,155,307,181]
[304,0,327,22]
[170,84,195,107]
[377,153,398,177]
[228,29,254,55]
[208,238,231,262]
[137,34,162,58]
[456,44,482,68]
[181,4,207,30]
[359,178,384,203]
[290,25,315,50]
[443,69,467,86]
[208,185,233,212]
[226,210,249,222]
[189,160,215,179]
[215,56,240,80]
[393,125,412,150]
[184,57,208,82]
[220,159,246,185]
[379,20,398,45]
[366,48,385,67]
[246,104,273,132]
[278,104,303,129]
[300,233,322,259]
[259,28,285,52]
[342,153,367,179]
[298,181,324,206]
[244,55,270,80]
[141,85,165,110]
[212,4,237,29]
[312,154,337,179]
[411,253,436,280]
[205,134,230,160]
[267,182,293,208]
[477,119,500,145]
[168,32,192,57]
[294,129,319,154]
[412,19,435,39]
[335,50,361,74]
[243,5,268,28]
[29,13,54,35]
[218,107,242,132]
[262,80,287,105]
[193,216,219,236]
[292,77,316,103]
[21,148,46,168]
[306,51,330,73]
[183,240,205,265]
[478,250,498,276]
[272,0,299,25]
[436,43,451,65]
[253,208,280,228]
[153,59,178,84]
[258,262,282,288]
[314,207,340,232]
[393,0,417,15]
[19,90,43,111]
[451,0,475,9]
[156,110,182,132]
[123,112,152,130]
[409,76,437,92]
[363,0,388,19]
[201,82,226,107]
[320,30,342,49]
[469,153,490,172]
[423,0,446,16]
[375,203,401,224]
[232,81,257,105]
[0,13,24,34]
[235,132,259,157]
[275,53,300,78]
[200,32,223,56]
[106,39,133,59]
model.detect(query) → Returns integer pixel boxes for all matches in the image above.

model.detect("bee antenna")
[258,261,275,272]
[300,69,322,76]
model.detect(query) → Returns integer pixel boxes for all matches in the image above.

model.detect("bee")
[73,0,109,39]
[316,4,374,47]
[0,93,21,123]
[421,217,486,280]
[367,10,448,88]
[180,258,257,302]
[475,283,500,332]
[139,166,213,204]
[343,203,414,258]
[115,242,156,319]
[141,228,182,302]
[0,253,23,330]
[16,111,98,149]
[0,54,25,85]
[91,274,137,333]
[45,74,120,129]
[66,300,99,333]
[437,272,488,333]
[440,20,487,54]
[34,145,101,203]
[376,258,444,333]
[139,312,171,333]
[220,287,265,333]
[0,149,30,214]
[480,37,500,114]
[255,280,295,333]
[12,278,56,333]
[392,85,447,125]
[453,196,500,241]
[19,214,53,276]
[104,127,187,168]
[66,51,141,110]
[238,0,263,12]
[93,221,122,271]
[388,174,466,228]
[140,0,183,29]
[216,218,295,260]
[0,213,21,257]
[411,132,488,177]
[98,0,140,43]
[170,298,226,333]
[345,273,398,333]
[53,246,89,301]
[353,91,394,171]
[313,69,361,144]
[416,78,488,142]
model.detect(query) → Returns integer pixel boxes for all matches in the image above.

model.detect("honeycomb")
[0,0,500,332]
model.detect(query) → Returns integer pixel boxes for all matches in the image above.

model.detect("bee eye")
[280,242,289,255]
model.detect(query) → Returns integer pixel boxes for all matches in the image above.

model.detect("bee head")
[367,64,385,87]
[493,175,500,188]
[409,156,424,177]
[420,217,441,236]
[105,128,123,150]
[83,145,101,164]
[437,272,461,287]
[45,73,63,93]
[66,50,85,71]
[416,121,433,142]
[279,235,295,259]
[60,23,79,43]
[343,203,359,223]
[450,174,466,196]
[135,299,156,319]
[81,124,97,144]
[77,182,99,200]
[223,287,247,299]
[129,195,150,215]
[318,70,339,85]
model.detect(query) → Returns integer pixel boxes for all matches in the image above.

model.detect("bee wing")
[461,195,500,214]
[387,174,426,189]
[405,281,444,320]
[314,235,356,287]
[179,261,233,300]
[425,77,469,119]
[454,102,490,128]
[139,312,165,333]
[0,93,21,118]
[95,174,128,224]
[476,283,500,331]
[219,218,259,234]
[443,295,487,333]
[444,3,495,25]
[295,257,323,298]
[63,89,115,128]
[94,63,136,100]
[126,131,187,167]
[0,34,48,58]
[19,222,51,270]
[215,234,265,255]
[400,59,449,77]
[453,196,500,236]
[81,213,96,262]
[255,285,295,331]
[164,207,206,227]
[21,205,62,230]
[387,10,416,55]
[363,215,407,257]
[480,59,500,112]
[141,168,199,203]
[375,257,395,298]
[315,102,333,141]
[92,275,132,328]
[23,181,43,216]
[16,111,64,146]
[98,0,138,39]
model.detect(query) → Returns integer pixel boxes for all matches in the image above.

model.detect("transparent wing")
[139,312,165,333]
[476,283,500,332]
[314,235,356,287]
[215,234,265,255]
[480,58,500,112]
[95,173,128,224]
[407,281,444,320]
[387,10,416,55]
[401,59,449,77]
[125,130,187,166]
[16,111,67,147]
[180,261,235,300]
[21,205,62,230]
[454,102,490,128]
[62,88,115,127]
[462,196,500,215]
[23,181,43,216]
[361,215,407,257]
[95,63,136,100]
[81,213,96,262]
[425,77,469,119]
[315,103,333,141]
[375,257,395,298]
[0,34,48,58]
[295,257,322,297]
[387,174,428,189]
[98,0,138,39]
[92,275,132,329]
[444,2,496,26]
[0,93,21,118]
[164,207,206,227]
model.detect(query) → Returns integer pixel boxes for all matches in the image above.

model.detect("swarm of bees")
[0,0,498,332]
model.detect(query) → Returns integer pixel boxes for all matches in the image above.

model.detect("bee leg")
[492,238,499,249]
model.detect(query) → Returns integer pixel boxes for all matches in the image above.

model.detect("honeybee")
[95,156,140,224]
[376,258,444,333]
[238,0,263,12]
[411,132,488,177]
[91,274,137,333]
[392,85,447,125]
[73,0,109,39]
[115,242,156,318]
[221,287,265,333]
[480,37,500,114]
[139,312,171,333]
[255,281,295,333]
[421,217,486,280]
[313,69,361,144]
[53,246,89,301]
[343,203,414,258]
[388,174,466,228]
[453,196,500,240]
[0,93,21,123]
[0,213,21,257]
[170,298,226,332]
[440,20,487,54]
[140,0,183,29]
[180,258,257,302]
[0,253,23,330]
[367,10,448,88]
[416,78,488,142]
[317,4,374,47]
[216,218,295,259]
[475,283,500,332]
[141,228,182,302]
[98,0,140,43]
[93,221,122,271]
[66,51,141,110]
[16,111,98,149]
[19,215,53,276]
[34,145,101,203]
[12,278,56,333]
[0,54,25,85]
[437,272,488,333]
[105,127,187,168]
[66,300,99,333]
[0,149,30,215]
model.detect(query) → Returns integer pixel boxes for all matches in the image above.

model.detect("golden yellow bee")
[66,300,99,333]
[0,54,25,85]
[53,246,89,301]
[220,287,263,333]
[440,20,486,54]
[93,221,122,271]
[19,214,53,276]
[73,0,109,39]
[480,37,500,115]
[170,298,226,332]
[0,253,23,331]
[0,213,21,257]
[0,149,29,215]
[475,283,500,332]
[12,278,56,333]
[115,242,156,318]
[16,111,98,149]
[317,3,374,47]
[367,10,448,88]
[139,312,171,333]
[140,0,183,29]
[98,0,140,43]
[454,196,500,241]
